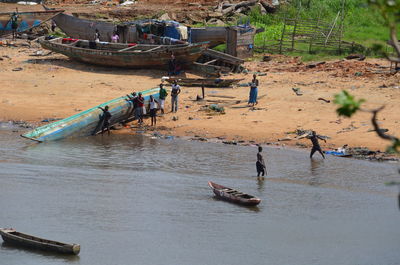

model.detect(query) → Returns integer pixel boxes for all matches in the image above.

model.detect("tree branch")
[371,106,399,142]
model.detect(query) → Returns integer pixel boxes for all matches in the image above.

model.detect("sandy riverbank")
[0,40,399,152]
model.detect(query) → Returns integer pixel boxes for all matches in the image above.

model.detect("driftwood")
[260,0,278,13]
[221,0,259,15]
[208,95,237,99]
[345,54,366,61]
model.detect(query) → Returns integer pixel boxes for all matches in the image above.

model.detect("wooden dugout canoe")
[21,87,160,142]
[39,37,208,68]
[0,228,80,255]
[166,77,244,87]
[0,10,63,37]
[208,181,261,206]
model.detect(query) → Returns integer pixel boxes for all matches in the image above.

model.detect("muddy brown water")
[0,128,399,265]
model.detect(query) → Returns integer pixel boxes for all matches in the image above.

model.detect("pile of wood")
[217,0,279,15]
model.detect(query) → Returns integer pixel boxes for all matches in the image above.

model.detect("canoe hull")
[39,38,207,68]
[0,229,80,255]
[0,10,63,36]
[49,13,227,47]
[166,78,244,87]
[208,181,261,206]
[22,87,160,142]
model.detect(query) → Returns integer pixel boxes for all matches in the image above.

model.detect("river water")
[0,128,399,265]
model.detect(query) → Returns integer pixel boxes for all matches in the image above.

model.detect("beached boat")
[47,12,226,47]
[39,37,208,68]
[166,77,244,87]
[21,87,160,142]
[208,181,261,206]
[0,228,80,255]
[0,10,63,37]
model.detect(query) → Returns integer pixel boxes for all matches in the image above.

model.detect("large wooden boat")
[166,77,244,87]
[0,228,80,255]
[47,12,226,47]
[21,87,160,142]
[39,37,208,68]
[208,181,261,206]
[0,10,63,37]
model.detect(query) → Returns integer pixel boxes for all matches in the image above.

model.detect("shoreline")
[1,40,399,159]
[3,119,398,162]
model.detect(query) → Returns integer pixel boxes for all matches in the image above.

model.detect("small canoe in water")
[0,228,80,255]
[21,87,160,142]
[208,181,261,206]
[166,77,244,87]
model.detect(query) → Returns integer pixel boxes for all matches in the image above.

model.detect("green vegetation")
[242,0,399,59]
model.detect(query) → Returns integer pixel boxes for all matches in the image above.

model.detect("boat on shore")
[208,181,261,206]
[21,87,160,142]
[39,37,208,68]
[165,77,244,87]
[0,228,80,255]
[0,10,63,37]
[46,12,226,47]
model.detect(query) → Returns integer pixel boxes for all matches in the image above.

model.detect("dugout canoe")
[0,10,63,37]
[21,87,160,142]
[39,37,208,68]
[0,228,80,255]
[208,181,261,206]
[166,77,244,87]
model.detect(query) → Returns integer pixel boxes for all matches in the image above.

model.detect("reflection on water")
[0,131,399,265]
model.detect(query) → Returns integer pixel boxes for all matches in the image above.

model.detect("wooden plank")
[202,49,244,65]
[118,45,139,52]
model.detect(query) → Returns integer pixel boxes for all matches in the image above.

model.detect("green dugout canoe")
[21,87,160,142]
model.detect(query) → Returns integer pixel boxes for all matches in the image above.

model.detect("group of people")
[97,80,181,135]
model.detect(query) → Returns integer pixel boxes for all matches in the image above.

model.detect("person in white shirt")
[149,95,159,126]
[171,80,181,113]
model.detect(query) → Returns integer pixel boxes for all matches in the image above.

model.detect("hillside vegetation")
[243,0,398,59]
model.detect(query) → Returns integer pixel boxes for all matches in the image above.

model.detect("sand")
[0,40,399,151]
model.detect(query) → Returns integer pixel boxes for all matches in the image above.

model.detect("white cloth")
[150,101,158,110]
[159,99,165,109]
[177,26,188,40]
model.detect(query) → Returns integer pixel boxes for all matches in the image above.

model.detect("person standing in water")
[256,146,266,177]
[307,131,326,159]
[98,105,112,136]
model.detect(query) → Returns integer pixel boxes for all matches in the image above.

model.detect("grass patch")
[243,0,399,60]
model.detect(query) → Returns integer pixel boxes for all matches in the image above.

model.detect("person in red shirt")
[135,93,145,125]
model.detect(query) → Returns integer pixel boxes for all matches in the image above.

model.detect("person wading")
[256,146,266,177]
[307,131,326,159]
[98,105,112,136]
[171,80,181,113]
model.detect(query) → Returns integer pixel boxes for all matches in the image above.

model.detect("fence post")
[279,14,287,54]
[308,13,320,54]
